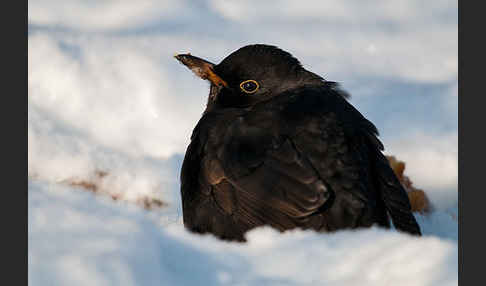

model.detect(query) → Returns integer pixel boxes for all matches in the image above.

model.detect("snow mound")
[29,180,457,286]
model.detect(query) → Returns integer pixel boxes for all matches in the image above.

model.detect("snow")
[28,0,457,285]
[29,180,457,286]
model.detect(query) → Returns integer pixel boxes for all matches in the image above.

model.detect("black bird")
[175,44,421,241]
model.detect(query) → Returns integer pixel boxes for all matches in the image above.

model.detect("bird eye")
[240,80,259,94]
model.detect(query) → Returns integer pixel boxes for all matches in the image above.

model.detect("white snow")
[29,179,457,286]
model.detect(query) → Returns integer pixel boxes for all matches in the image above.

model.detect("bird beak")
[174,53,228,87]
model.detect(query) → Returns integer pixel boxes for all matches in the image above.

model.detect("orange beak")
[174,53,228,87]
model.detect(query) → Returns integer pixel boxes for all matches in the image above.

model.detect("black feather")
[179,44,421,241]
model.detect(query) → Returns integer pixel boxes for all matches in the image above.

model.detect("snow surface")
[29,179,457,286]
[28,0,457,285]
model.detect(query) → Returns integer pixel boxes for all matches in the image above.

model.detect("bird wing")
[278,85,421,235]
[198,93,373,234]
[218,135,332,229]
[369,148,422,235]
[226,85,421,235]
[338,98,421,235]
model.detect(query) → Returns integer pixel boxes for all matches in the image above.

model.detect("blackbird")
[175,44,421,241]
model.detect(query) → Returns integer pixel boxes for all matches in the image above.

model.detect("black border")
[459,1,482,285]
[4,0,28,284]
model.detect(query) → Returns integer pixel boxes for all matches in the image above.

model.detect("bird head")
[175,44,328,110]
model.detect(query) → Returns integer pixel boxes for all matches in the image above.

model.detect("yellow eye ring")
[239,80,260,94]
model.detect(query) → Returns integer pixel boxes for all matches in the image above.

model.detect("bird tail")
[373,151,422,236]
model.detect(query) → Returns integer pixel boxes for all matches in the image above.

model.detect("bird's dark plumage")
[177,44,421,241]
